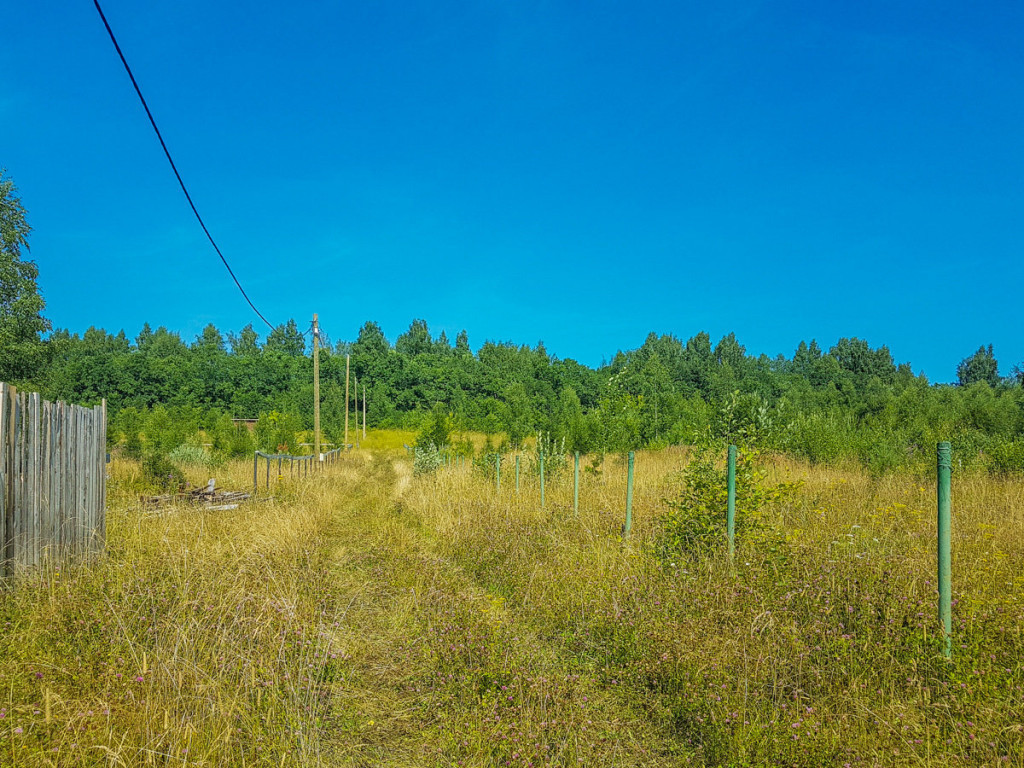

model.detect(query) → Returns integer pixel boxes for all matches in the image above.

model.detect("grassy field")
[0,435,1021,766]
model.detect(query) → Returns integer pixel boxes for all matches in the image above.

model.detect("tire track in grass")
[319,456,683,767]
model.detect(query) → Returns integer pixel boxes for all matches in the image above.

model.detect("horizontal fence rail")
[253,447,344,492]
[0,383,106,577]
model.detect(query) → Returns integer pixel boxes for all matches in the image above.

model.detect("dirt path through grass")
[319,455,682,767]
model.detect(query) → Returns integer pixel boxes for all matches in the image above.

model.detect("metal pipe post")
[624,451,635,539]
[573,451,580,515]
[938,441,953,659]
[539,449,545,508]
[727,445,737,557]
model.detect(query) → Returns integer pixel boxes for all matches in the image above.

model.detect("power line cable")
[92,0,276,331]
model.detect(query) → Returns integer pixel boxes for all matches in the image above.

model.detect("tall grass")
[0,457,360,766]
[407,449,1024,766]
[1,435,1021,766]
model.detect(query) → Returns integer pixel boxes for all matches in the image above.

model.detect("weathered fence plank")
[0,384,8,571]
[0,383,107,577]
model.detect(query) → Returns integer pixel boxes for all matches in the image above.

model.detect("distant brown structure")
[231,418,258,433]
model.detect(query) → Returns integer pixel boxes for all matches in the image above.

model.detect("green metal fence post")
[937,441,952,659]
[573,451,580,515]
[539,449,545,508]
[624,451,635,539]
[496,453,501,491]
[727,444,737,558]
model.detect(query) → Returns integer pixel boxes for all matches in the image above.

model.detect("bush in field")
[714,390,780,446]
[254,410,302,453]
[659,439,799,558]
[141,452,186,491]
[537,431,567,474]
[451,436,474,457]
[986,438,1024,474]
[471,435,496,477]
[785,409,848,464]
[122,429,144,460]
[207,413,255,458]
[416,403,453,449]
[514,431,567,477]
[413,442,443,476]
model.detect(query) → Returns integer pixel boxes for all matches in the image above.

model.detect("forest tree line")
[11,318,1024,474]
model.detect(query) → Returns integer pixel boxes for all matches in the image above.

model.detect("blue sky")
[3,1,1022,381]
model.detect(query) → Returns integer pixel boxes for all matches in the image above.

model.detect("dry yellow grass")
[405,447,1024,766]
[0,436,1021,766]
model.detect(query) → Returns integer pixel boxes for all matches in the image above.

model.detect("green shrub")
[254,411,302,453]
[530,431,566,476]
[986,439,1024,475]
[659,439,800,559]
[413,443,443,476]
[208,414,255,458]
[416,403,453,449]
[141,453,186,492]
[122,431,144,460]
[786,410,847,464]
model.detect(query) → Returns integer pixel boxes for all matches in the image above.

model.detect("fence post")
[496,453,501,491]
[266,457,270,490]
[573,451,580,515]
[539,449,545,508]
[727,445,737,558]
[624,451,635,539]
[937,441,952,659]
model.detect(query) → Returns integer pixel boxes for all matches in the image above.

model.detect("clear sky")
[3,1,1022,381]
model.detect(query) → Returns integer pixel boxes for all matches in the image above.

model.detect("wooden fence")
[0,383,106,576]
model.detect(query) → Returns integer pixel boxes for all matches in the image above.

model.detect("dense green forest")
[4,170,1024,472]
[32,320,1024,472]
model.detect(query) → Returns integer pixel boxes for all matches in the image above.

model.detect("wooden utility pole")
[362,384,367,439]
[313,314,320,459]
[344,354,350,447]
